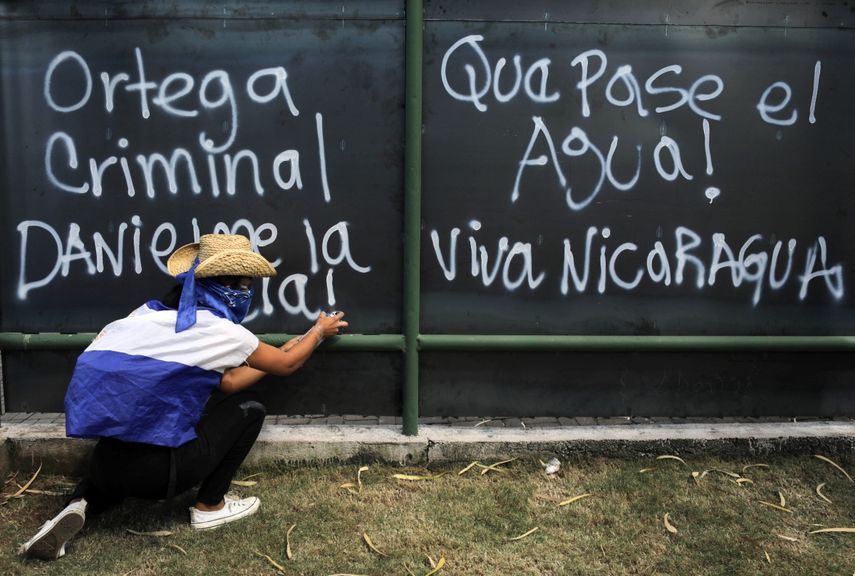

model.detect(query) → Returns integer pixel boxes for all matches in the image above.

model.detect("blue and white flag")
[65,301,259,447]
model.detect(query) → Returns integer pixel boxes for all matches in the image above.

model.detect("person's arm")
[219,312,347,394]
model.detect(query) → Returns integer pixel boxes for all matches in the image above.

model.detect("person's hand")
[314,311,348,339]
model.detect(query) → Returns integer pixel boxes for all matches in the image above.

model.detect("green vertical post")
[402,0,423,436]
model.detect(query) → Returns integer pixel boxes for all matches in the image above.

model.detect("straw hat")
[166,234,277,278]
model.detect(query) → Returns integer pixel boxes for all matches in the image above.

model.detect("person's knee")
[238,400,266,424]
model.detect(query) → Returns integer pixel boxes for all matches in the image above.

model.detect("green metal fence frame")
[2,1,855,435]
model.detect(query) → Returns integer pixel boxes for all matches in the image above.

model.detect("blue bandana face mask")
[197,279,254,323]
[174,259,254,332]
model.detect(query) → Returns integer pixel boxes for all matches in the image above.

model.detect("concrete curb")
[2,421,854,476]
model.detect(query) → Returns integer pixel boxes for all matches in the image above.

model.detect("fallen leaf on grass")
[254,550,286,573]
[742,463,770,473]
[392,473,445,481]
[127,529,174,537]
[809,527,855,535]
[168,544,187,555]
[457,461,479,475]
[559,493,592,507]
[758,501,793,514]
[702,468,741,479]
[734,478,754,485]
[816,483,833,504]
[475,463,507,475]
[764,549,771,563]
[286,523,296,559]
[638,468,657,473]
[357,466,369,491]
[778,491,786,508]
[10,464,42,499]
[231,480,258,487]
[656,455,687,466]
[339,482,359,495]
[23,488,65,496]
[363,532,388,557]
[814,455,854,483]
[774,533,799,542]
[479,458,518,475]
[508,527,539,541]
[663,513,678,534]
[426,555,436,568]
[424,556,446,575]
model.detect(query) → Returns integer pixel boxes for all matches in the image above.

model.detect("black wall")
[2,1,854,417]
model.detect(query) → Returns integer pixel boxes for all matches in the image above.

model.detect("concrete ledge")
[2,421,854,476]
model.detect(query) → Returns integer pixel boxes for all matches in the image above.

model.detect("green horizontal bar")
[3,332,855,352]
[0,332,403,352]
[418,335,855,352]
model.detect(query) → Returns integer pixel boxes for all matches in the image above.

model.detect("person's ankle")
[194,500,224,512]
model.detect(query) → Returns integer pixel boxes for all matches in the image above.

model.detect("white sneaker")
[20,499,87,560]
[189,496,260,530]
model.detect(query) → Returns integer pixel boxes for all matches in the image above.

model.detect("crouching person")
[20,234,347,560]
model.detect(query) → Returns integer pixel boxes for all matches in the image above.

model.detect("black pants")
[70,390,266,513]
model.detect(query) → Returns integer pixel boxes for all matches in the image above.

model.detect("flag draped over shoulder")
[65,301,259,448]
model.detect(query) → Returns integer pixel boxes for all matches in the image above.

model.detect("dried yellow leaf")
[479,458,518,476]
[339,482,359,495]
[764,550,771,563]
[363,532,388,557]
[559,493,593,507]
[475,463,507,475]
[700,469,740,480]
[11,464,42,498]
[639,468,657,473]
[656,455,687,466]
[286,523,296,560]
[816,482,833,504]
[809,527,855,535]
[742,463,770,473]
[426,554,436,568]
[392,473,445,481]
[663,513,678,534]
[508,527,539,541]
[23,489,64,496]
[735,478,753,485]
[126,529,173,537]
[230,480,257,487]
[758,500,793,514]
[357,466,369,491]
[168,543,187,555]
[778,491,786,508]
[254,550,285,572]
[814,455,854,483]
[424,556,445,576]
[774,533,799,542]
[457,461,479,476]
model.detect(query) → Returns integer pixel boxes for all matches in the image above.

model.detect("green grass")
[2,454,855,575]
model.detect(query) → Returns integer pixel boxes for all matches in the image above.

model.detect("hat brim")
[166,242,277,278]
